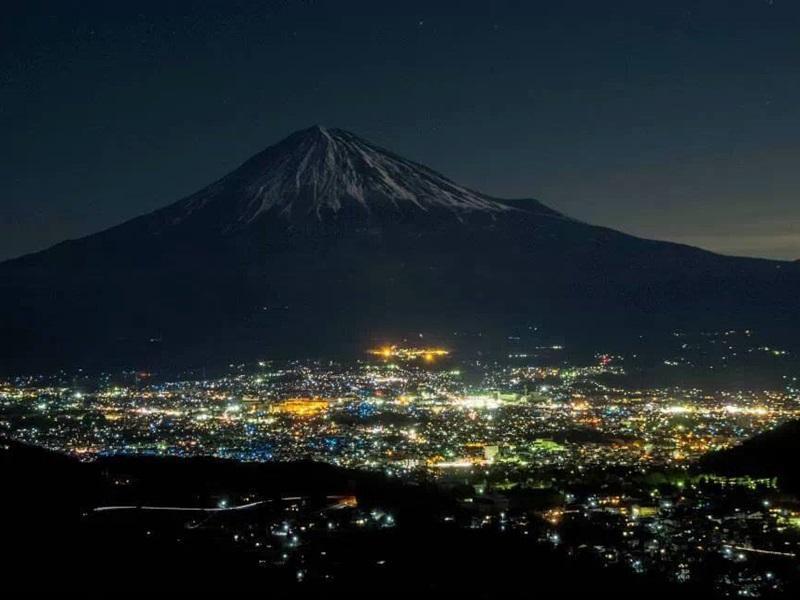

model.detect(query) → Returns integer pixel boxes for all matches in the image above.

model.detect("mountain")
[1,125,799,372]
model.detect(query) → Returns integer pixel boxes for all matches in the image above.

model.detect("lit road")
[92,495,353,513]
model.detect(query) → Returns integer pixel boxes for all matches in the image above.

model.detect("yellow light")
[369,346,450,361]
[271,397,330,417]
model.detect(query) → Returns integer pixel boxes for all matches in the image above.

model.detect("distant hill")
[699,419,800,493]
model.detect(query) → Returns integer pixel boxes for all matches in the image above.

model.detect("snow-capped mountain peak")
[175,126,513,227]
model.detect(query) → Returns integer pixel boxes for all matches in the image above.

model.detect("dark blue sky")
[3,0,799,260]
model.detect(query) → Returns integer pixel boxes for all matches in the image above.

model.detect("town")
[2,342,799,596]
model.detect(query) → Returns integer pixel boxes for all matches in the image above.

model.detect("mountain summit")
[167,125,515,232]
[1,127,798,372]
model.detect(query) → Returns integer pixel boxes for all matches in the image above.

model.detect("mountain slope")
[699,420,800,493]
[175,125,514,226]
[1,126,798,372]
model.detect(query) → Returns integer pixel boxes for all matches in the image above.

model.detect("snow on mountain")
[173,125,513,228]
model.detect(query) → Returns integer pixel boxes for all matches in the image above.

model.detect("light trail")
[727,545,797,558]
[92,495,353,513]
[93,500,266,513]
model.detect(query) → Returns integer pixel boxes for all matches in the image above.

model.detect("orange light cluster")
[369,345,450,362]
[270,397,330,417]
[333,495,358,508]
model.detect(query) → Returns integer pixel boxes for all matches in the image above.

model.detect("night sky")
[3,0,799,261]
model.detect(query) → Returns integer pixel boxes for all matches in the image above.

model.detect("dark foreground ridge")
[3,439,720,598]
